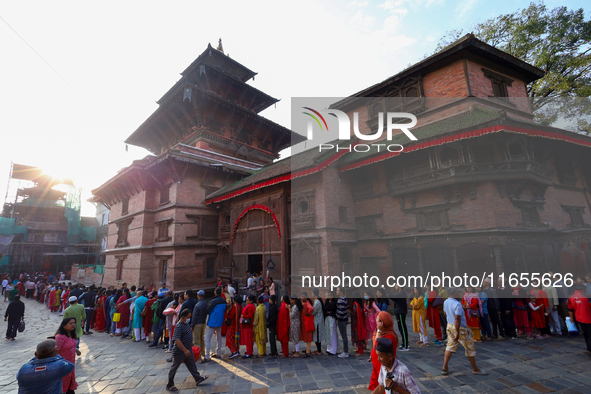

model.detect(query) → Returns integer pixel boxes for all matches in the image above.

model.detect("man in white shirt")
[227,283,236,298]
[2,277,8,296]
[543,282,562,335]
[441,287,486,376]
[372,337,421,394]
[247,275,254,289]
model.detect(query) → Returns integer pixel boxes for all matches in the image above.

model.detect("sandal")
[195,376,208,386]
[289,353,301,358]
[313,351,321,356]
[166,386,179,392]
[303,352,311,358]
[441,369,450,375]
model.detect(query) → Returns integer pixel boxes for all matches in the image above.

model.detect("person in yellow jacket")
[254,295,268,357]
[410,286,428,346]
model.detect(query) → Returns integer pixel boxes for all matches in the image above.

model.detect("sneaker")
[229,352,240,359]
[433,340,445,346]
[242,354,252,359]
[399,347,410,352]
[338,352,349,358]
[147,344,158,349]
[510,337,517,340]
[166,357,172,362]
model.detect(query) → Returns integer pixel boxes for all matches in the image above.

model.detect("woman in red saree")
[277,295,291,357]
[240,295,256,358]
[115,289,131,335]
[49,286,57,312]
[300,292,314,358]
[17,281,24,297]
[463,286,483,342]
[368,311,399,391]
[350,293,367,355]
[426,286,443,344]
[226,296,243,358]
[94,290,107,332]
[143,291,157,339]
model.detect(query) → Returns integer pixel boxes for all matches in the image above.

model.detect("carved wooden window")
[160,185,171,205]
[339,206,348,223]
[512,201,544,227]
[116,220,131,247]
[417,210,449,231]
[439,147,461,168]
[293,190,315,231]
[562,205,587,228]
[508,142,526,160]
[553,154,578,186]
[121,198,129,215]
[186,215,218,241]
[483,68,513,98]
[206,257,215,279]
[155,219,172,242]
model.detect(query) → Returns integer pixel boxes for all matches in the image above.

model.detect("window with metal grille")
[339,206,347,223]
[206,258,215,279]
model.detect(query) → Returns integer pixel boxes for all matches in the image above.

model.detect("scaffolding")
[0,163,99,273]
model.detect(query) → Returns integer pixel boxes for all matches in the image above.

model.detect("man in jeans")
[191,290,208,360]
[166,309,207,391]
[203,287,226,362]
[79,285,97,335]
[336,287,349,358]
[392,285,409,351]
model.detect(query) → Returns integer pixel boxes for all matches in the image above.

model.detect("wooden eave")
[126,81,304,154]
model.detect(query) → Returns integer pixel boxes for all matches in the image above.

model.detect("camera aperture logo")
[301,107,419,153]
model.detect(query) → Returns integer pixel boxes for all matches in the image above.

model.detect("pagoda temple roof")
[182,43,257,83]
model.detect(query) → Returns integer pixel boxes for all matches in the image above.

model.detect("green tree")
[435,2,591,133]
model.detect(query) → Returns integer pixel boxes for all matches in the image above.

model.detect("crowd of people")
[5,269,591,394]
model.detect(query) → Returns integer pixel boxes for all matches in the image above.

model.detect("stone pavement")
[1,298,590,394]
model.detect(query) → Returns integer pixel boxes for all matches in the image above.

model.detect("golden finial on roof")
[216,38,224,54]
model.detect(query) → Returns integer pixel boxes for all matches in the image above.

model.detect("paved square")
[1,299,590,393]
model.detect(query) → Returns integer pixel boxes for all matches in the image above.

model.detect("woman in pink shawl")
[49,286,57,312]
[55,317,79,393]
[462,286,483,342]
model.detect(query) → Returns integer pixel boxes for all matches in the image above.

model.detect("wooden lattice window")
[483,68,513,98]
[562,205,587,228]
[121,198,129,215]
[206,258,215,279]
[417,210,449,231]
[116,220,131,247]
[155,220,172,242]
[160,185,171,205]
[339,206,348,223]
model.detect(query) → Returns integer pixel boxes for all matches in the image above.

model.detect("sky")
[1,0,587,217]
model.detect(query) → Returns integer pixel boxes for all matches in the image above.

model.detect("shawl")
[254,304,267,343]
[277,302,290,340]
[463,292,483,316]
[372,311,397,342]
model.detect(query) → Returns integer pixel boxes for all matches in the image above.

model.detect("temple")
[91,41,304,289]
[93,35,591,292]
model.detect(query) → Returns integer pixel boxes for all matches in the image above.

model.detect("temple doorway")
[248,254,263,276]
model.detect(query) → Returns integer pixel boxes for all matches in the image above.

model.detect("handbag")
[113,312,121,323]
[140,305,148,317]
[225,318,232,327]
[241,318,252,325]
[515,304,527,311]
[18,320,25,333]
[432,297,444,308]
[468,308,480,318]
